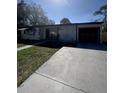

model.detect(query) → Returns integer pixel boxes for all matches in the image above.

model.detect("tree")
[17,0,55,26]
[26,3,55,25]
[93,4,107,22]
[48,20,55,25]
[60,18,71,24]
[27,3,49,25]
[93,4,107,32]
[17,0,28,26]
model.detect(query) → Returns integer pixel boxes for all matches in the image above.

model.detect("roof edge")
[18,22,104,28]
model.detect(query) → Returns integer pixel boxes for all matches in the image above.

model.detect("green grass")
[17,46,59,86]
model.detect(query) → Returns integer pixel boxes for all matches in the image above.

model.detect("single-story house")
[17,22,107,43]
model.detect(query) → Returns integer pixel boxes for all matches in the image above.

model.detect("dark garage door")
[78,28,99,43]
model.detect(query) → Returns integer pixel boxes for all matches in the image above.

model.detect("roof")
[18,28,29,31]
[18,22,103,28]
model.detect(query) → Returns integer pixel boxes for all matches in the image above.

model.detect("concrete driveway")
[18,47,107,93]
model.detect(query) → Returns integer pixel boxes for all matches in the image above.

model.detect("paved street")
[18,47,107,93]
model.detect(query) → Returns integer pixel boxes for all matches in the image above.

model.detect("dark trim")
[57,26,59,41]
[18,22,104,28]
[98,27,101,43]
[76,24,78,43]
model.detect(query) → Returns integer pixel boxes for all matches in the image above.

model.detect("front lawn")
[17,46,59,86]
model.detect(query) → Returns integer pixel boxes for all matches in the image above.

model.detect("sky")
[23,0,107,24]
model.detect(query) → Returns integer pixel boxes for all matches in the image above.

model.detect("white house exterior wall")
[58,25,76,42]
[21,28,40,40]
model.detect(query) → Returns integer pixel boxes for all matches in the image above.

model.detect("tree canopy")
[60,18,71,24]
[93,4,107,22]
[93,4,107,32]
[17,0,55,27]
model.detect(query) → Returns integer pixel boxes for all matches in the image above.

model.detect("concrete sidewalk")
[17,41,47,51]
[18,47,107,93]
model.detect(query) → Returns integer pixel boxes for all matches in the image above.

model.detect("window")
[24,29,35,35]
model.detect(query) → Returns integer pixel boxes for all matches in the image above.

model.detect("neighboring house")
[18,22,107,43]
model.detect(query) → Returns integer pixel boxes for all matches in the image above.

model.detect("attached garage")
[78,27,100,43]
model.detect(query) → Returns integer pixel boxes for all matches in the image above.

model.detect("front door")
[46,29,50,40]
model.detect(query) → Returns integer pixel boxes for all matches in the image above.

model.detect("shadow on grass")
[18,40,107,51]
[17,39,44,45]
[37,41,77,48]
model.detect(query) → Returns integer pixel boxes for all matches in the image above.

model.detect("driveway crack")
[35,72,87,93]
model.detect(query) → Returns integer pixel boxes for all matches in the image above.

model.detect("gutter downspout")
[76,24,78,43]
